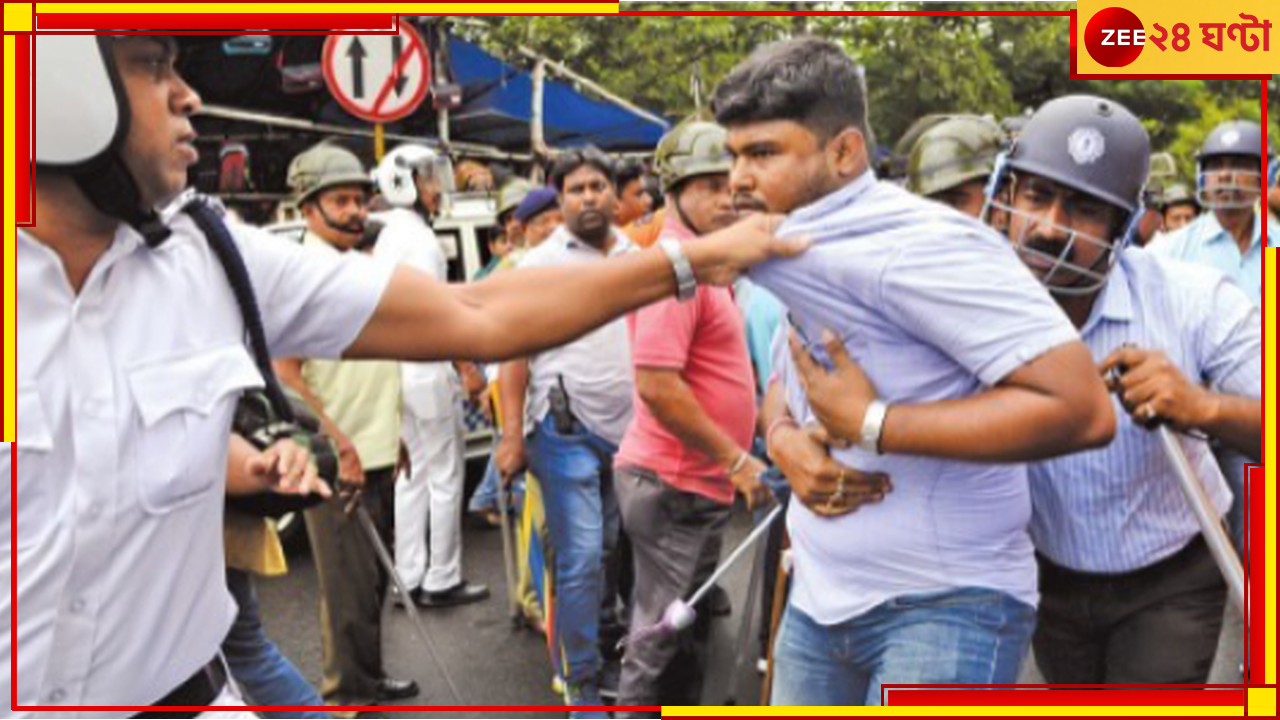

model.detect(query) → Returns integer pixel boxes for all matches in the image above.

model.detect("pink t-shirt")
[615,219,758,505]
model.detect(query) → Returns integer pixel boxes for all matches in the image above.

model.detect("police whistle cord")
[348,494,468,705]
[622,502,786,649]
[1108,359,1246,617]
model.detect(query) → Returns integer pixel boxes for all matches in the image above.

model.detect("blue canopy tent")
[446,38,669,152]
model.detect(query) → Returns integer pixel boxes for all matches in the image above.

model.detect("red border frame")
[8,4,1272,715]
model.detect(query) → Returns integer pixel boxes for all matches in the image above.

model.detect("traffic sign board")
[323,26,432,123]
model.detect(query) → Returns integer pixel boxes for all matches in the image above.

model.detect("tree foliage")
[450,5,1278,180]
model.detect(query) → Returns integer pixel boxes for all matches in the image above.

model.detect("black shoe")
[375,677,420,701]
[708,583,732,617]
[416,581,491,608]
[391,587,420,610]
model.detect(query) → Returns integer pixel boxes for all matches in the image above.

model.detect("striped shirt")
[755,170,1081,624]
[1028,248,1262,573]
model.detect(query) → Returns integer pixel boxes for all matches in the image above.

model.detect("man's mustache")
[733,195,768,213]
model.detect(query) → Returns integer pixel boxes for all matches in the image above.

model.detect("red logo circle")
[1085,7,1146,67]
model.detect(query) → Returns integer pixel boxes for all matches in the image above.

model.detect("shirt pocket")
[13,382,55,551]
[128,345,264,514]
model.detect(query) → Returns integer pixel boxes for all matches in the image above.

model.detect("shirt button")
[85,503,103,521]
[70,598,86,613]
[49,689,67,703]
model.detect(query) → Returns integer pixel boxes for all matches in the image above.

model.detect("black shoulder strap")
[182,196,296,424]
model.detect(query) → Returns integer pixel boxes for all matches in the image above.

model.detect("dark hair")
[712,36,874,147]
[615,160,645,191]
[550,146,616,192]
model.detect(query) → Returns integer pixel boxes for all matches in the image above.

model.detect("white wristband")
[858,400,888,455]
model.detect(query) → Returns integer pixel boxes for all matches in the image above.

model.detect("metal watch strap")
[658,238,698,302]
[859,400,888,454]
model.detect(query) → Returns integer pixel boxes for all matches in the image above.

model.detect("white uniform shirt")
[5,212,393,717]
[516,226,635,446]
[372,208,460,421]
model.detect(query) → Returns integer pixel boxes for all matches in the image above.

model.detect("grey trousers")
[615,466,732,706]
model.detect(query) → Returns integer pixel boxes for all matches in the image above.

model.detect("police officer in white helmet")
[373,145,492,611]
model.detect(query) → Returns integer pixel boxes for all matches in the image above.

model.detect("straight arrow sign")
[348,37,367,98]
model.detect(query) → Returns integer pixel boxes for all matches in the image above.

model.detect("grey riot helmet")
[35,34,232,245]
[1196,120,1269,210]
[984,95,1150,296]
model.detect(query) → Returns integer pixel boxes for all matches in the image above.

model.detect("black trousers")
[1034,534,1227,685]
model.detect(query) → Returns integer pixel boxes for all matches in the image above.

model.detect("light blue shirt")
[756,171,1081,624]
[1150,208,1276,306]
[1028,249,1261,573]
[734,278,785,397]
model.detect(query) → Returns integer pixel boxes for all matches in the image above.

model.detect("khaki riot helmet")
[655,120,733,195]
[288,142,373,205]
[906,115,1007,198]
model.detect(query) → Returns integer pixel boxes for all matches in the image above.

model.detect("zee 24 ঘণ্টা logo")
[1085,6,1272,67]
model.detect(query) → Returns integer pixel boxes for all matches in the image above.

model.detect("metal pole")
[517,45,670,130]
[495,464,522,628]
[531,58,548,160]
[689,503,785,608]
[1157,426,1246,615]
[351,500,467,705]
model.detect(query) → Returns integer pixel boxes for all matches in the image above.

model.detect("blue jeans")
[525,414,621,686]
[223,569,330,718]
[771,588,1035,706]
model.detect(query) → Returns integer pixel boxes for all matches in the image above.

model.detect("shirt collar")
[18,221,147,272]
[1202,210,1262,250]
[1081,252,1134,336]
[785,168,878,226]
[560,225,632,257]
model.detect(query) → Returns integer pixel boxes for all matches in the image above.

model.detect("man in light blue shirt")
[987,97,1261,684]
[712,38,1117,706]
[1149,120,1273,561]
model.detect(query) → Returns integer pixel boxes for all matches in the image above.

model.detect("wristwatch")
[658,238,698,302]
[859,400,888,454]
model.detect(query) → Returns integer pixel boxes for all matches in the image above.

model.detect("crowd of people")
[7,30,1269,720]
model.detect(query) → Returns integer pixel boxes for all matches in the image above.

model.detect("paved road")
[257,495,1247,715]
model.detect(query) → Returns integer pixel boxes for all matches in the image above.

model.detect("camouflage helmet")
[288,142,372,205]
[906,116,1006,197]
[1160,182,1198,209]
[655,121,732,195]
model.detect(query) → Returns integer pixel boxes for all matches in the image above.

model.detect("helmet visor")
[983,191,1121,297]
[1196,168,1262,210]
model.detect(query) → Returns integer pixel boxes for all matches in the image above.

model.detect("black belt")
[132,658,227,719]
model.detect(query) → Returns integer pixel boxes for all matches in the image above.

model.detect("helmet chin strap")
[72,156,172,247]
[317,203,365,237]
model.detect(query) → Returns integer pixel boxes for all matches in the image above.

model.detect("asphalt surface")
[257,489,1247,716]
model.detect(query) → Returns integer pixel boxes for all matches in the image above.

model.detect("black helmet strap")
[71,154,172,247]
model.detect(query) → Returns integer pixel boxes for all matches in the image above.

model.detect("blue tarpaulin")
[447,38,668,151]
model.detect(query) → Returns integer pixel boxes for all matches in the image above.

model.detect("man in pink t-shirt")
[614,122,771,711]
